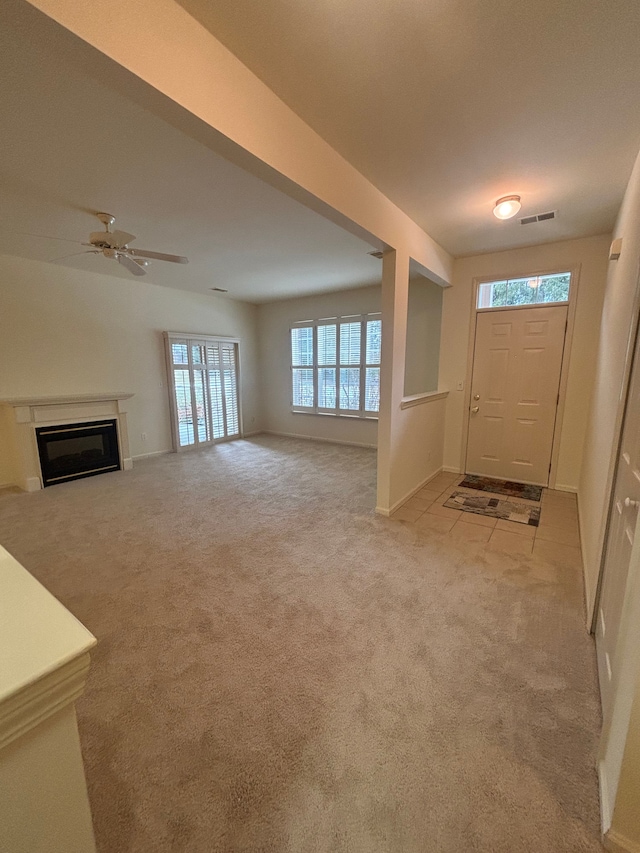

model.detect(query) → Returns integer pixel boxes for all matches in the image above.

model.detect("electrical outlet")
[141,432,147,441]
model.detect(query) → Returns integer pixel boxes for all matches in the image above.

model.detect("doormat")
[444,491,541,526]
[458,474,542,502]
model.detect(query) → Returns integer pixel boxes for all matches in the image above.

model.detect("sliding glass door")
[165,333,241,450]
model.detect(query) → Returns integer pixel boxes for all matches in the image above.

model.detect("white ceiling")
[178,0,640,256]
[0,2,382,303]
[3,1,640,305]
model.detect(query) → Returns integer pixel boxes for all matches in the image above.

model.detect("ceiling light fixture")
[493,195,521,220]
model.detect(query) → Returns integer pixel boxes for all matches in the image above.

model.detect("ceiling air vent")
[520,210,557,225]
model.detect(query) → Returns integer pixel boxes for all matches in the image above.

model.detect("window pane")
[191,344,203,364]
[339,367,360,410]
[537,272,571,303]
[365,367,380,412]
[318,368,336,408]
[222,346,239,436]
[172,342,188,364]
[317,324,337,365]
[478,273,570,308]
[174,368,194,446]
[291,327,313,366]
[209,370,225,439]
[194,370,207,442]
[366,319,382,365]
[504,278,534,305]
[340,322,361,365]
[293,368,314,407]
[206,344,220,367]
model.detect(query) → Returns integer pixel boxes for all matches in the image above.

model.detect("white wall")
[257,285,380,447]
[404,277,442,396]
[0,253,261,486]
[439,234,610,485]
[580,152,640,624]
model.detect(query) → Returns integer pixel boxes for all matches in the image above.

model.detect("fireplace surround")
[0,393,133,491]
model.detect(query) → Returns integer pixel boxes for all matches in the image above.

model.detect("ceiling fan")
[48,212,189,277]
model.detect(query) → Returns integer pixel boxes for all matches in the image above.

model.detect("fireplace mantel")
[1,393,134,491]
[1,392,133,407]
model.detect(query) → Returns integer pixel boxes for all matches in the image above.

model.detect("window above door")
[477,271,571,309]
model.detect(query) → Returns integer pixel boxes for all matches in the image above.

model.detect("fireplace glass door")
[36,420,121,487]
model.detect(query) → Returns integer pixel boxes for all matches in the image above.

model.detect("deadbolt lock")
[473,394,480,400]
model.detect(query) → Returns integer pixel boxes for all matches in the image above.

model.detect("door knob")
[624,497,639,508]
[473,394,480,400]
[471,406,479,413]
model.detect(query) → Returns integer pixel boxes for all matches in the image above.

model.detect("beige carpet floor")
[0,436,603,852]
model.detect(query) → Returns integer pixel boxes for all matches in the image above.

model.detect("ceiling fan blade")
[110,229,136,248]
[50,250,97,263]
[16,231,83,244]
[90,229,136,248]
[132,249,189,264]
[117,252,146,277]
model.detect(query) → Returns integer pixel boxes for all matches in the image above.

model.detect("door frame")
[459,264,581,490]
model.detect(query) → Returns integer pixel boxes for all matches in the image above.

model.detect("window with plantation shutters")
[164,333,241,450]
[291,314,381,418]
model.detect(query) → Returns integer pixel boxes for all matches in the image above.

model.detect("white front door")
[466,305,568,485]
[596,327,640,718]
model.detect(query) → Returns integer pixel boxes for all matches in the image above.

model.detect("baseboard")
[604,829,640,853]
[131,450,172,461]
[242,430,263,439]
[553,483,578,493]
[376,464,444,516]
[442,466,462,474]
[261,430,376,450]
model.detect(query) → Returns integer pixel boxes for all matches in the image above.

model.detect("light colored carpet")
[0,436,603,852]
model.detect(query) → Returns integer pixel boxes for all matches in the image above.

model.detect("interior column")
[377,248,410,514]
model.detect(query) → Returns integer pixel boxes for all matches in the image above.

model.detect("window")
[164,333,240,450]
[477,271,571,309]
[291,314,381,417]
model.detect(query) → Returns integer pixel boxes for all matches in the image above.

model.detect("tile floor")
[392,470,582,563]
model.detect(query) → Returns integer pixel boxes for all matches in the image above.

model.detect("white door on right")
[596,327,640,719]
[466,305,568,485]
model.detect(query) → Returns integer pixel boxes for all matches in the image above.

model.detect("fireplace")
[36,420,121,487]
[0,393,133,491]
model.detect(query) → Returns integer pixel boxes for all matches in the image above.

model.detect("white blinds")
[290,315,381,417]
[166,334,241,450]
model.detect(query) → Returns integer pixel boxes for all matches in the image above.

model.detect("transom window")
[164,332,240,449]
[477,271,571,309]
[291,314,381,417]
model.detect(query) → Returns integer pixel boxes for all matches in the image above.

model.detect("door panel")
[596,327,640,717]
[467,305,568,485]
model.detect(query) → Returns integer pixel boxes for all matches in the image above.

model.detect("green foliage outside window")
[480,273,571,308]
